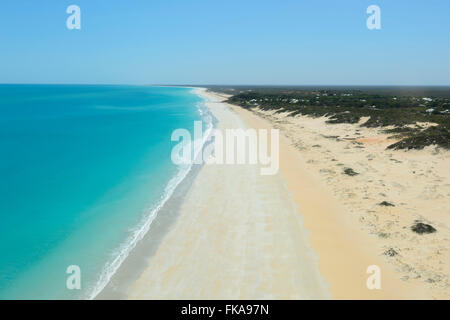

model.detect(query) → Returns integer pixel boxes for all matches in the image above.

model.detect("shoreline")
[99,87,447,299]
[95,159,206,299]
[125,88,331,299]
[95,88,214,299]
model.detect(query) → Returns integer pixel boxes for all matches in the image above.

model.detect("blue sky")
[0,0,449,85]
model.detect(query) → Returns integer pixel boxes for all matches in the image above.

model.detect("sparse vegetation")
[411,222,437,235]
[379,201,395,207]
[215,86,450,150]
[343,168,359,176]
[384,248,398,257]
[387,125,450,150]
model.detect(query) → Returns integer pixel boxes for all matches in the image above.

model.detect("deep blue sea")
[0,85,206,299]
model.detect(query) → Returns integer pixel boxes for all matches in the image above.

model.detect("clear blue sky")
[1,0,449,85]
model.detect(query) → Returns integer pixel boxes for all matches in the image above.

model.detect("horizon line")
[1,83,450,87]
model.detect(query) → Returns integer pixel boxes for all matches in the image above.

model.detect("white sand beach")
[127,89,330,299]
[124,88,448,300]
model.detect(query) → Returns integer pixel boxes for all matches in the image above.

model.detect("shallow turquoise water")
[0,85,203,299]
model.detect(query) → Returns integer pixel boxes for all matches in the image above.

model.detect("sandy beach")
[126,89,330,299]
[227,95,450,300]
[113,88,449,300]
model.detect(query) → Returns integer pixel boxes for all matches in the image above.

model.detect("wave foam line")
[87,99,213,300]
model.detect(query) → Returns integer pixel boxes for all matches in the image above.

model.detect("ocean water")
[0,85,208,299]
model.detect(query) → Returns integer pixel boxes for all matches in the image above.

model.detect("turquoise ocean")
[0,85,209,299]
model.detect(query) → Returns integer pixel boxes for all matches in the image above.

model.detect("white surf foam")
[86,92,213,300]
